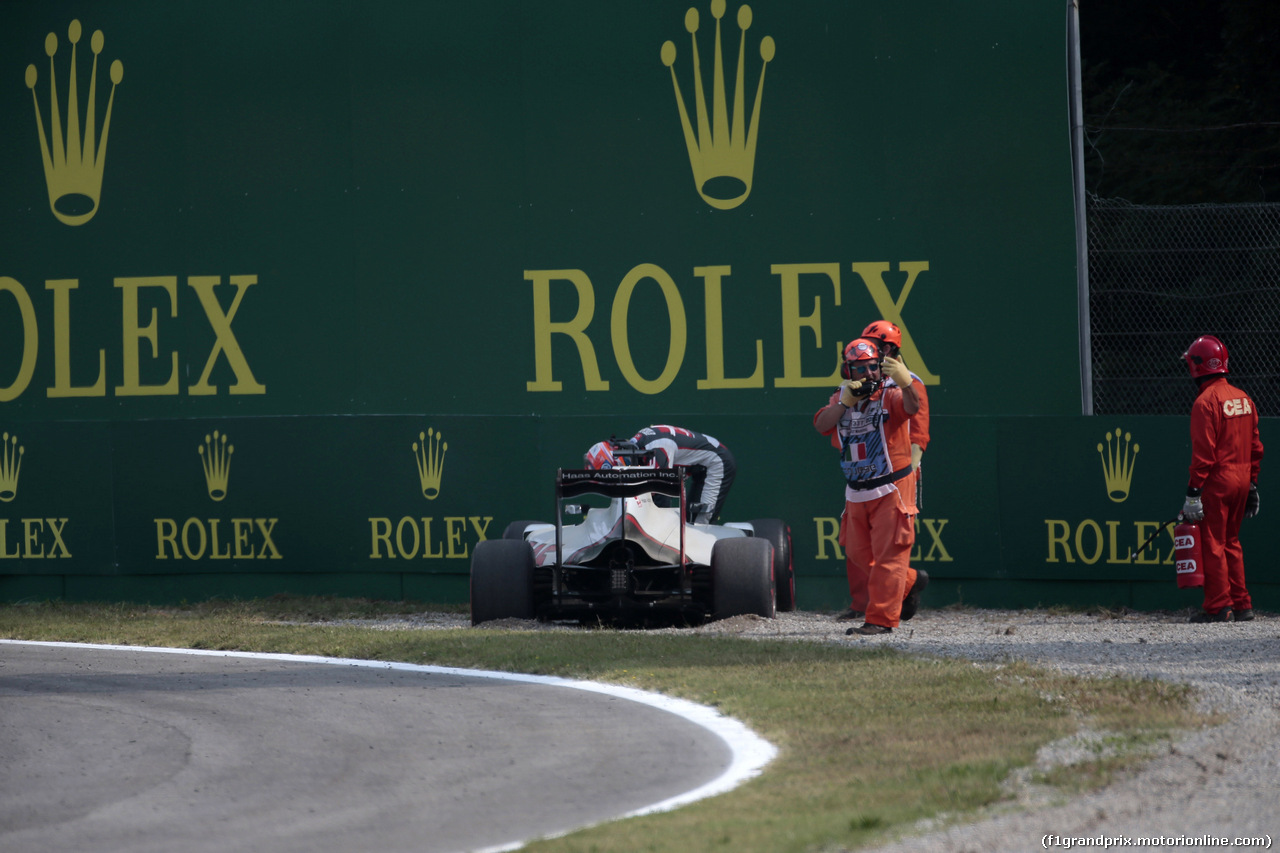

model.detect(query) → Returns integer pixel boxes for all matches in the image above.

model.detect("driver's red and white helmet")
[584,441,618,469]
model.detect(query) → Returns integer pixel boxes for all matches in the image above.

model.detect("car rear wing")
[556,468,684,500]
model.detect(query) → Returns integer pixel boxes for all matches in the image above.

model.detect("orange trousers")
[841,488,917,628]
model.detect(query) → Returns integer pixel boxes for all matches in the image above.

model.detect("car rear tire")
[711,537,776,620]
[750,518,795,612]
[470,539,536,625]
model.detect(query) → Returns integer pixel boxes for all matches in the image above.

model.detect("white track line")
[1,640,777,852]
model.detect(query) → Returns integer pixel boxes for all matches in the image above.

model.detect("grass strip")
[0,597,1210,852]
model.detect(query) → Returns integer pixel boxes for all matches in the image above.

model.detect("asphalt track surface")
[0,641,772,853]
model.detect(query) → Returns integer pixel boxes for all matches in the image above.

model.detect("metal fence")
[1088,194,1280,416]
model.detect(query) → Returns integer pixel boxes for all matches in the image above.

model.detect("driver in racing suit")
[585,426,735,524]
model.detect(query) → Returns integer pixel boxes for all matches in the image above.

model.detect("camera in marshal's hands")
[845,376,881,397]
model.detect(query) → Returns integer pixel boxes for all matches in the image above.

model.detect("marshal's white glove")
[910,443,924,472]
[1181,494,1204,522]
[881,356,913,388]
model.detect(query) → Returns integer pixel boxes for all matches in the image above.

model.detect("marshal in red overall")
[1179,335,1264,623]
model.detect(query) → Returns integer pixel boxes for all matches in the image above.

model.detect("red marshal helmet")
[1183,335,1229,379]
[861,320,902,349]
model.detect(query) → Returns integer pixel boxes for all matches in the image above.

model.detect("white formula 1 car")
[470,467,795,626]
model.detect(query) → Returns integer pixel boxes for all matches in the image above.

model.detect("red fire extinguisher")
[1130,515,1206,589]
[1173,519,1205,589]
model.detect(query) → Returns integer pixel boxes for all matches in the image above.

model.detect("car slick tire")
[711,537,776,620]
[750,518,795,612]
[470,539,536,625]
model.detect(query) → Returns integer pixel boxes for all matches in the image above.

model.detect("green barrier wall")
[2,3,1270,608]
[2,413,1273,610]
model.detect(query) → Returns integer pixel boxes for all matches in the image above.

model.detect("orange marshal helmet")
[843,337,880,363]
[861,320,902,350]
[840,338,881,380]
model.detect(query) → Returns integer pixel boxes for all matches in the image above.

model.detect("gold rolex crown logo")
[25,20,124,226]
[413,429,447,500]
[1097,428,1139,504]
[0,432,25,503]
[198,430,234,502]
[661,1,775,210]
